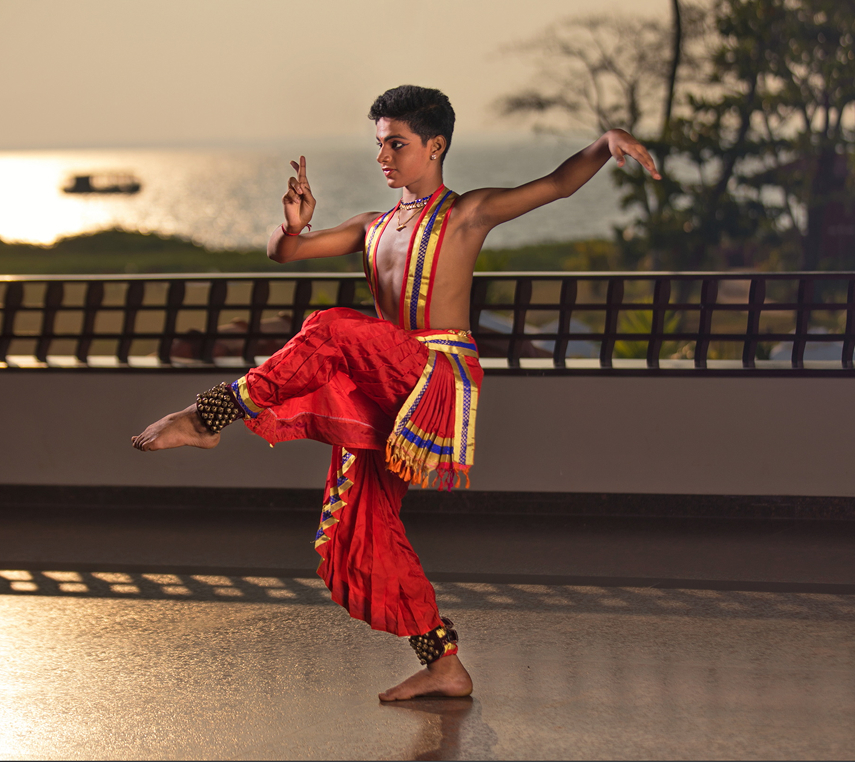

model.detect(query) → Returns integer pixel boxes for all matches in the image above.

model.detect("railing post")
[844,279,855,369]
[290,280,313,337]
[158,280,186,365]
[200,280,228,364]
[508,277,532,369]
[694,278,718,369]
[469,278,489,335]
[647,278,671,369]
[244,279,270,365]
[0,282,24,364]
[336,279,356,308]
[742,277,766,369]
[600,278,624,369]
[75,280,104,363]
[35,282,63,362]
[553,277,578,368]
[117,281,144,364]
[791,278,813,369]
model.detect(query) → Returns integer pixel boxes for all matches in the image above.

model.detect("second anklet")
[196,382,244,434]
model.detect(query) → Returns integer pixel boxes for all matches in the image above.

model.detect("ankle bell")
[408,616,459,665]
[195,382,244,435]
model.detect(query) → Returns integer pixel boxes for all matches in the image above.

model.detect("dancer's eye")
[391,141,405,150]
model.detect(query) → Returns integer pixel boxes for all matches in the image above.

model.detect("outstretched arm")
[267,156,376,263]
[458,130,661,232]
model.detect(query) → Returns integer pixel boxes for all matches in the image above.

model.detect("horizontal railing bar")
[469,303,855,312]
[5,331,852,342]
[6,303,854,315]
[0,272,369,283]
[4,270,855,283]
[480,332,855,341]
[0,304,373,312]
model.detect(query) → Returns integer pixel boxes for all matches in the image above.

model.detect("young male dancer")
[132,85,660,701]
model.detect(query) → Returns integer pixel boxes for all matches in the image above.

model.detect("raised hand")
[607,130,662,180]
[282,155,317,232]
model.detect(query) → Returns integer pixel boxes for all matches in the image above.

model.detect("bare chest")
[372,226,411,322]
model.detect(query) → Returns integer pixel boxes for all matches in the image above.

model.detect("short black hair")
[368,85,455,163]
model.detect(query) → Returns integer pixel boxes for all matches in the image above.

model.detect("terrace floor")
[1,504,854,760]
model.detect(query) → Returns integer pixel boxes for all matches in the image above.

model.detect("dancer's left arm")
[458,129,660,232]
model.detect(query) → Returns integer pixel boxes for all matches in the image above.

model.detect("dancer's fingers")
[625,145,661,179]
[636,148,661,179]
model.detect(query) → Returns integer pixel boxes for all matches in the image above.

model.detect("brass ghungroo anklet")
[196,382,244,434]
[409,617,458,665]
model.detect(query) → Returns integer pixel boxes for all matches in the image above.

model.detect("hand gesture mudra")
[607,130,662,180]
[282,155,316,233]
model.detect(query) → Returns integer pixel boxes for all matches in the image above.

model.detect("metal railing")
[3,271,855,374]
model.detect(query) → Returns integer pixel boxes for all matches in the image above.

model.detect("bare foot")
[131,404,220,451]
[379,654,473,702]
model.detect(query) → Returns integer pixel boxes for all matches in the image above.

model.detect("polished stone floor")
[0,507,854,760]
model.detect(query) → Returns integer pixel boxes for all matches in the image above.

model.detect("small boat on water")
[63,173,142,195]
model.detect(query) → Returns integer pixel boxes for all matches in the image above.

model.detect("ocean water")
[0,135,631,252]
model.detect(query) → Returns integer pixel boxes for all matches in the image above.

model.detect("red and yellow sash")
[363,207,394,305]
[385,331,480,490]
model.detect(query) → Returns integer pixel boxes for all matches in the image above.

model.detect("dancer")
[132,85,660,700]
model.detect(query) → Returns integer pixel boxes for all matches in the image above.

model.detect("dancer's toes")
[132,404,220,451]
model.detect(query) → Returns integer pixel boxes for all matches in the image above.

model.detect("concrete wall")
[1,372,852,496]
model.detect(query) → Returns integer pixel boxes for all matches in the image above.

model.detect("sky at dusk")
[0,0,674,149]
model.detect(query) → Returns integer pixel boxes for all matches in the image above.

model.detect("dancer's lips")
[382,167,394,176]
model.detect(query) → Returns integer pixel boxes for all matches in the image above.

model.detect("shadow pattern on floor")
[2,568,854,622]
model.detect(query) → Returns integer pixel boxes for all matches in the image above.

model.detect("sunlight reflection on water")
[0,138,630,251]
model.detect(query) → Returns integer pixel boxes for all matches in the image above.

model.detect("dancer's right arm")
[267,155,376,263]
[267,212,377,263]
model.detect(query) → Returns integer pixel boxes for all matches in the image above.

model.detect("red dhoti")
[233,307,482,637]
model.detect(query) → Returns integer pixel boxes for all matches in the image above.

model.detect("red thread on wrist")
[282,223,312,236]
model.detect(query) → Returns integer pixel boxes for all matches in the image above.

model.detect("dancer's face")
[375,118,443,189]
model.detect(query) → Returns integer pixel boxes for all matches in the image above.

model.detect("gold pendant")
[396,205,423,231]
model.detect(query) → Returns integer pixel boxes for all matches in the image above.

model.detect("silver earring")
[430,154,437,161]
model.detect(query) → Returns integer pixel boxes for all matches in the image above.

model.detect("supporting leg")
[314,447,474,700]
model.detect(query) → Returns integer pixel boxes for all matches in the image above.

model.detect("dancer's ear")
[430,136,447,160]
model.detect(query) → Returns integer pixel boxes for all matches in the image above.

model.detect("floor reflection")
[383,698,498,761]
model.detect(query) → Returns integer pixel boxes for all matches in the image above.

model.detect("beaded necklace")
[399,193,432,211]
